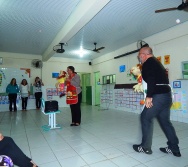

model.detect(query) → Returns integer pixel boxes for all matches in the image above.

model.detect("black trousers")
[8,94,17,111]
[0,137,33,167]
[21,97,28,110]
[70,92,82,124]
[35,92,42,108]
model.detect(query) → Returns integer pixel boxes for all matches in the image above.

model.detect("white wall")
[91,21,188,123]
[42,57,92,87]
[91,21,188,84]
[0,52,92,110]
[1,21,188,113]
[1,21,187,86]
[0,52,92,87]
[1,21,188,87]
[0,52,42,84]
[90,41,143,84]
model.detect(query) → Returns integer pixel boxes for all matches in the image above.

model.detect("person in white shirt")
[20,79,30,111]
[33,77,44,109]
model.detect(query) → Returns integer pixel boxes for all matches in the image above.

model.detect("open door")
[81,73,91,103]
[94,71,101,105]
[86,86,92,105]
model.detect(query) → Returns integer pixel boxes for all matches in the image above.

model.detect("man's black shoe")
[133,144,152,154]
[159,147,181,157]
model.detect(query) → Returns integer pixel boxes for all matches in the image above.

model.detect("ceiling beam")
[42,0,110,61]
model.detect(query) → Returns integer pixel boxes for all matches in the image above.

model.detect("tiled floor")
[0,104,188,167]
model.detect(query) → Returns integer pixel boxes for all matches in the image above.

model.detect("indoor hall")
[1,105,188,167]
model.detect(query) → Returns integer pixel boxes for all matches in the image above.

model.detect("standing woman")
[33,77,44,109]
[6,78,20,112]
[66,66,82,126]
[20,79,30,111]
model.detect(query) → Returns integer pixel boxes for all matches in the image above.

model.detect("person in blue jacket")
[6,78,20,112]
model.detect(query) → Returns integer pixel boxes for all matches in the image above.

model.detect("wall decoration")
[0,70,6,87]
[114,89,143,111]
[52,72,59,78]
[20,68,31,77]
[164,55,170,65]
[119,65,126,72]
[173,81,181,88]
[46,88,62,100]
[156,56,161,63]
[171,90,187,114]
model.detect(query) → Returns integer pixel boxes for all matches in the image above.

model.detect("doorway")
[94,71,101,106]
[81,73,91,103]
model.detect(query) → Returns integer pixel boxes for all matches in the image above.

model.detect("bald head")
[138,47,153,64]
[140,47,153,55]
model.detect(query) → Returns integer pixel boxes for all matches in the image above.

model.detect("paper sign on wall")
[119,65,126,72]
[156,56,161,63]
[164,55,170,65]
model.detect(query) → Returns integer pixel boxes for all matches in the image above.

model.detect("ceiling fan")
[155,0,188,13]
[85,42,105,53]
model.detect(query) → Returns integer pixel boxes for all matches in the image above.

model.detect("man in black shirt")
[133,47,181,157]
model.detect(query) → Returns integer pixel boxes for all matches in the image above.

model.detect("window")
[102,74,116,84]
[182,61,188,79]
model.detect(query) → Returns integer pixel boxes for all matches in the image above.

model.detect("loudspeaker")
[89,62,92,65]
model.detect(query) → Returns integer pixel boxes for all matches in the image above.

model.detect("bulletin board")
[0,68,30,93]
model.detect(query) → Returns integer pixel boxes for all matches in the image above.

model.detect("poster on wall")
[119,65,126,72]
[156,56,161,63]
[171,90,187,113]
[20,68,31,78]
[164,55,170,65]
[0,68,30,93]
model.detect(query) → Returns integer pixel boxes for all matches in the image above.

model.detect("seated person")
[0,133,38,167]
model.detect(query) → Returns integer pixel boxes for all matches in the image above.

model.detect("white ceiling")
[0,0,188,61]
